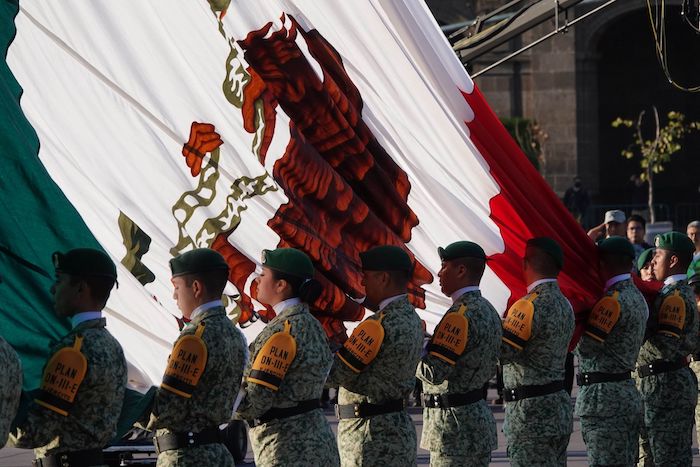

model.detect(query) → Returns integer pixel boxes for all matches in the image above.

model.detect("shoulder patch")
[427,304,469,365]
[502,293,537,351]
[585,291,621,342]
[658,291,686,338]
[337,314,385,373]
[35,335,87,416]
[162,323,208,398]
[248,320,296,391]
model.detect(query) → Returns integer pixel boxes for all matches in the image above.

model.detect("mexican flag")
[0,0,599,406]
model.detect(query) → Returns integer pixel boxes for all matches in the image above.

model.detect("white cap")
[604,210,626,224]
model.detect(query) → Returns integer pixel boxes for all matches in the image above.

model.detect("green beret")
[262,248,314,279]
[170,248,229,277]
[526,237,563,269]
[360,245,413,272]
[654,232,695,262]
[597,237,635,259]
[52,248,117,280]
[438,241,486,261]
[637,248,655,271]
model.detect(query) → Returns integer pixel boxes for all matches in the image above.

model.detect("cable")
[682,0,700,33]
[645,0,700,92]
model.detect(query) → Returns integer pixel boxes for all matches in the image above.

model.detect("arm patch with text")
[585,291,621,342]
[337,315,385,373]
[502,293,537,351]
[658,291,686,338]
[426,304,469,365]
[35,335,87,416]
[162,323,208,398]
[247,320,297,391]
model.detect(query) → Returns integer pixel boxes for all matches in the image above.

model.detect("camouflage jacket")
[500,280,574,439]
[416,289,501,454]
[0,336,22,446]
[575,277,646,417]
[11,318,127,460]
[637,278,698,366]
[237,302,333,420]
[328,295,424,404]
[148,306,246,436]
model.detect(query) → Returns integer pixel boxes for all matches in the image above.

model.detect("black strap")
[335,399,404,419]
[153,426,222,454]
[33,449,104,467]
[636,357,689,378]
[249,399,321,427]
[576,371,632,386]
[503,380,565,402]
[422,387,485,408]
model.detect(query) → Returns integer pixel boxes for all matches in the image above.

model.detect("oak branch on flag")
[1,0,600,417]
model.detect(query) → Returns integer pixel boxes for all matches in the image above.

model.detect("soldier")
[575,237,647,466]
[416,241,501,466]
[687,268,700,446]
[637,248,655,281]
[0,335,22,447]
[10,248,127,466]
[237,248,339,466]
[328,245,423,467]
[146,248,246,466]
[637,232,698,466]
[500,237,574,466]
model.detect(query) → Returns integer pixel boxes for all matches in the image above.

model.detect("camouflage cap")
[262,248,314,279]
[360,245,413,272]
[526,237,564,269]
[52,248,117,280]
[637,247,655,271]
[170,248,229,277]
[597,236,635,259]
[438,241,486,261]
[654,231,695,262]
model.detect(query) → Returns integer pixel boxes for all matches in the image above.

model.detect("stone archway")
[575,0,700,205]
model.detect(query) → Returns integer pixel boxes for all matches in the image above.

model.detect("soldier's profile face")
[254,267,278,306]
[651,249,672,280]
[171,275,197,317]
[51,272,81,317]
[361,270,385,310]
[438,260,458,296]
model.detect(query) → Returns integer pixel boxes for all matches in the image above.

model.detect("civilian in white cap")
[587,209,626,242]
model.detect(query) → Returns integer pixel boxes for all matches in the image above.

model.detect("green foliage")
[612,110,700,182]
[501,117,547,171]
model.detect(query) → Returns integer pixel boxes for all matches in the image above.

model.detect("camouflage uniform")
[636,278,698,467]
[500,280,574,467]
[237,301,339,467]
[0,335,22,446]
[147,305,246,467]
[416,289,501,467]
[10,317,127,466]
[574,276,647,466]
[328,295,423,467]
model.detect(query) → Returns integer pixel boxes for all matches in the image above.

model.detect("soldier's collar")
[71,311,102,329]
[378,293,408,311]
[451,286,479,303]
[273,297,301,315]
[604,273,631,292]
[663,274,687,286]
[526,278,557,293]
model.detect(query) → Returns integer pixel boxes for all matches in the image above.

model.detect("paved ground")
[3,397,700,466]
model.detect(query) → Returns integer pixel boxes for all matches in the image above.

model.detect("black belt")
[250,399,321,427]
[335,399,404,419]
[422,387,485,408]
[503,380,565,402]
[153,426,222,454]
[637,357,689,378]
[33,449,104,467]
[577,371,632,386]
